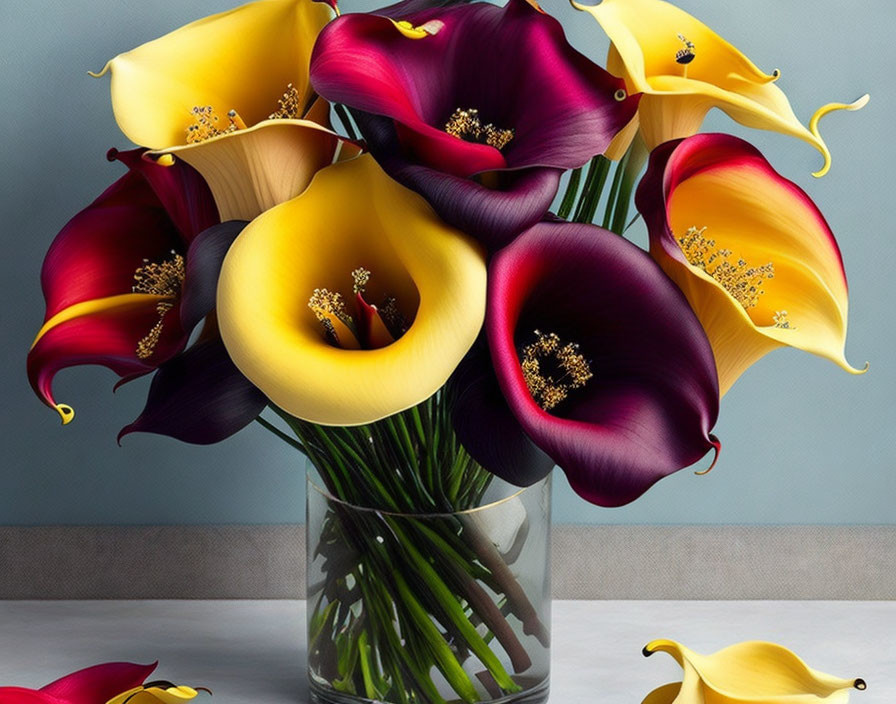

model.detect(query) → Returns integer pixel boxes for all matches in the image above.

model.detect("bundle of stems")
[260,389,548,704]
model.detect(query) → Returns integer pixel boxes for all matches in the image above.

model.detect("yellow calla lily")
[637,134,866,395]
[216,155,487,425]
[93,0,359,220]
[573,0,868,177]
[642,639,866,704]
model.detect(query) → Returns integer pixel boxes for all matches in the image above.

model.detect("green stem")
[601,150,630,230]
[556,167,582,220]
[254,415,305,454]
[333,103,358,141]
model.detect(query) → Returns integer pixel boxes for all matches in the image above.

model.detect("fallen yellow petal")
[642,639,866,704]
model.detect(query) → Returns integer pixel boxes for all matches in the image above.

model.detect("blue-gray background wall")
[1,0,892,525]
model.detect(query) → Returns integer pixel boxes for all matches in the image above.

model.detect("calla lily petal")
[637,133,864,395]
[96,0,330,151]
[217,155,486,425]
[28,293,188,423]
[38,662,158,704]
[96,0,345,220]
[575,0,868,176]
[311,0,637,247]
[311,0,636,173]
[486,220,719,507]
[119,334,267,445]
[0,662,201,704]
[351,111,564,249]
[28,150,261,445]
[449,338,555,487]
[641,639,866,704]
[158,119,363,221]
[27,150,215,423]
[179,221,247,332]
[106,686,203,704]
[108,150,218,242]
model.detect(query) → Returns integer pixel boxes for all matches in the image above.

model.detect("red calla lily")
[27,150,265,443]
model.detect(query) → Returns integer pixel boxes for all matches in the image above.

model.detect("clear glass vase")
[307,471,551,704]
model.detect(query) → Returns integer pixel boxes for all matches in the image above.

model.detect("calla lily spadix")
[573,0,869,177]
[452,219,720,507]
[0,661,209,704]
[92,0,360,221]
[641,639,866,704]
[637,133,866,396]
[310,0,640,249]
[27,149,266,444]
[216,155,487,426]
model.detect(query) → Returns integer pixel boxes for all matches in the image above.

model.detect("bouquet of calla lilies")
[27,0,868,700]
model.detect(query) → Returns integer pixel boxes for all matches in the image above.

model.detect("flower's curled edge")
[572,0,869,176]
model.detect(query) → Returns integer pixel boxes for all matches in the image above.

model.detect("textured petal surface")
[352,111,562,250]
[217,155,486,425]
[636,133,864,395]
[642,639,865,703]
[119,335,266,445]
[40,662,156,704]
[311,0,638,176]
[576,0,868,176]
[449,339,555,486]
[98,0,331,150]
[487,220,719,507]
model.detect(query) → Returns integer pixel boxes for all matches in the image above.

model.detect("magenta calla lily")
[27,149,265,443]
[310,0,639,248]
[455,220,720,507]
[0,662,154,704]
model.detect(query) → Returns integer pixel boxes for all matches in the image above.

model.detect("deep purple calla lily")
[310,0,639,248]
[457,220,720,507]
[27,149,265,444]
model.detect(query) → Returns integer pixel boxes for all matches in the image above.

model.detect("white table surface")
[0,601,892,702]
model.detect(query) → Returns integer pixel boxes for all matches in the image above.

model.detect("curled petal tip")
[55,403,75,425]
[695,434,721,475]
[87,62,110,78]
[810,94,870,178]
[855,678,867,690]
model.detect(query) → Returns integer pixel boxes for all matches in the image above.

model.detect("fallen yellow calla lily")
[642,639,866,704]
[93,0,356,220]
[216,155,487,425]
[106,684,205,704]
[573,0,868,176]
[638,133,866,395]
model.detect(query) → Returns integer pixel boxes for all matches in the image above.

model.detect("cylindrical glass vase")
[307,472,551,704]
